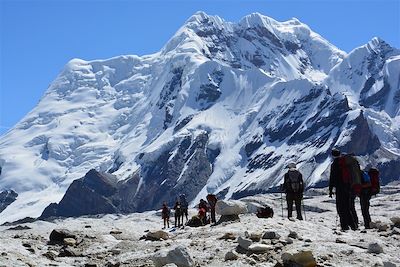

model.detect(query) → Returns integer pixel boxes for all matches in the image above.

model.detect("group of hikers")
[161,148,380,231]
[161,193,218,229]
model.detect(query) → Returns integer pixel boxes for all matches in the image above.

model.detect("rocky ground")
[0,184,399,267]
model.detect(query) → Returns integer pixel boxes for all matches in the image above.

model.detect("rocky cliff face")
[0,190,17,213]
[0,12,399,222]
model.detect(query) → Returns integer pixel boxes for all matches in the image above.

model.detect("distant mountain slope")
[0,12,399,223]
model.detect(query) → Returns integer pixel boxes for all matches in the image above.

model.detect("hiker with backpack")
[173,200,182,228]
[360,167,380,229]
[281,163,304,220]
[329,149,359,231]
[161,202,170,229]
[179,194,189,225]
[206,193,218,224]
[198,199,208,225]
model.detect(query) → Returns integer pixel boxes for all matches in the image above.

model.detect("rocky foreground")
[0,185,399,267]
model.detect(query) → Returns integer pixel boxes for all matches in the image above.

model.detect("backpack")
[338,154,362,195]
[256,205,274,218]
[206,194,217,206]
[179,195,188,209]
[361,170,372,188]
[368,168,380,195]
[287,170,302,193]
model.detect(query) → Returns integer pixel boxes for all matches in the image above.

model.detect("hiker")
[198,199,208,225]
[360,167,380,229]
[206,193,218,224]
[281,163,304,220]
[161,202,170,229]
[179,194,189,225]
[173,200,182,228]
[329,149,359,231]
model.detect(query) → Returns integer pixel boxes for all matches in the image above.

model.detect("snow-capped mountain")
[0,12,399,223]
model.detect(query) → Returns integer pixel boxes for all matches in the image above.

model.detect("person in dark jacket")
[282,163,304,220]
[198,199,208,225]
[329,149,358,231]
[206,193,218,224]
[173,200,182,228]
[161,202,170,229]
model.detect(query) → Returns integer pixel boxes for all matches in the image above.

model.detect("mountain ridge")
[0,11,399,223]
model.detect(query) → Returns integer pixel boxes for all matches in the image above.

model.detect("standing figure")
[198,199,208,225]
[329,149,359,231]
[173,200,182,228]
[161,202,170,229]
[360,167,380,229]
[282,163,304,220]
[206,193,218,224]
[179,194,189,225]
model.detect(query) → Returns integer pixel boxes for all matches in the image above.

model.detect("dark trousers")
[360,190,372,228]
[210,208,216,223]
[336,188,358,230]
[286,193,303,220]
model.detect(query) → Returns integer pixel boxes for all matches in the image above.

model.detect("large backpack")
[338,154,362,195]
[179,195,188,209]
[287,170,302,193]
[361,170,372,188]
[368,168,380,195]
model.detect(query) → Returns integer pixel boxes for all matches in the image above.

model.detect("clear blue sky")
[1,0,399,136]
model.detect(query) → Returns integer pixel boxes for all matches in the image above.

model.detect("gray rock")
[288,231,298,239]
[218,232,236,240]
[216,200,247,216]
[383,262,397,267]
[282,250,317,266]
[216,214,240,224]
[49,229,76,244]
[367,242,383,254]
[237,236,252,250]
[63,237,77,246]
[224,250,239,261]
[262,231,280,240]
[248,244,273,253]
[390,217,400,227]
[146,230,169,241]
[43,250,58,260]
[153,245,195,267]
[59,247,81,257]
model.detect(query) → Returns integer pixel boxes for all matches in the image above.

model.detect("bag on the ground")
[338,154,362,195]
[287,171,302,193]
[368,167,380,195]
[256,205,274,218]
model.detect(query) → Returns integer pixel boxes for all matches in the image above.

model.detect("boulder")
[215,200,247,216]
[248,232,262,242]
[262,231,280,240]
[63,238,77,246]
[49,229,76,244]
[390,217,400,227]
[288,231,298,239]
[237,236,252,250]
[282,251,317,267]
[219,232,236,240]
[224,250,239,261]
[367,242,383,254]
[383,262,397,267]
[216,214,240,224]
[153,245,195,267]
[146,230,169,241]
[58,247,81,257]
[248,244,273,253]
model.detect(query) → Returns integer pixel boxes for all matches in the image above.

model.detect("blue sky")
[1,0,399,136]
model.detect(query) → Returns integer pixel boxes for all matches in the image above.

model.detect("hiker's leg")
[361,192,371,228]
[211,208,216,223]
[286,194,293,218]
[349,193,358,230]
[336,190,349,230]
[295,194,303,220]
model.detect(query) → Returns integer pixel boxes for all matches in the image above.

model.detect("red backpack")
[338,154,362,196]
[368,168,380,195]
